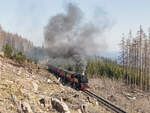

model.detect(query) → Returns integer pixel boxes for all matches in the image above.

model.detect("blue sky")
[0,0,150,57]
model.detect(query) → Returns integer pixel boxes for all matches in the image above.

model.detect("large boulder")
[51,98,70,113]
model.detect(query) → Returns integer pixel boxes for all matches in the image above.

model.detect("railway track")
[83,90,127,113]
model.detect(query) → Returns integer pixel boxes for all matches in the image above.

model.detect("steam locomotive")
[48,65,88,90]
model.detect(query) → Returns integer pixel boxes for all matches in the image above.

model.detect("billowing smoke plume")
[44,3,108,73]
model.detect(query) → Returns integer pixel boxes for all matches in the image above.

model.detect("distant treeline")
[85,57,124,79]
[57,56,124,79]
[0,25,51,64]
[0,26,33,53]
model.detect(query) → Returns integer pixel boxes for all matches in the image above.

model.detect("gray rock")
[80,104,88,113]
[31,105,43,113]
[11,93,33,113]
[39,97,52,109]
[11,93,23,113]
[22,102,33,113]
[47,79,53,84]
[32,81,38,92]
[77,109,82,113]
[0,52,4,57]
[51,98,70,113]
[24,93,30,100]
[11,93,18,105]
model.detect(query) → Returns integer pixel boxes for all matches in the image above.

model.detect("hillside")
[0,56,110,113]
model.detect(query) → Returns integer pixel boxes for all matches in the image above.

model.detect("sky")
[0,0,150,57]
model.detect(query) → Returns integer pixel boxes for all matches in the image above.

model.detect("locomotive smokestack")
[44,3,109,73]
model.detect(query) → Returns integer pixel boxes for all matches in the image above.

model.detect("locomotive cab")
[73,74,88,83]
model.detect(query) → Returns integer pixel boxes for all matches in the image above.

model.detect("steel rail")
[83,90,127,113]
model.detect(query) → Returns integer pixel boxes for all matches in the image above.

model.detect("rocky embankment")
[0,57,109,113]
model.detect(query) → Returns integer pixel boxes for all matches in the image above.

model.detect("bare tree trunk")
[139,26,143,89]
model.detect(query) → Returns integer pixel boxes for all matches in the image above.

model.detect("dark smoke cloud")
[44,3,109,73]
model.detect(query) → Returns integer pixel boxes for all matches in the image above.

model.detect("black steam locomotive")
[48,65,88,90]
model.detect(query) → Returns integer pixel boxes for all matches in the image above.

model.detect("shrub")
[27,58,33,63]
[3,43,13,58]
[13,52,26,63]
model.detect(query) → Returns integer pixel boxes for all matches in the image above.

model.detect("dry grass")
[89,77,150,113]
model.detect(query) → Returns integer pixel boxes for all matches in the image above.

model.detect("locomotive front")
[80,75,88,90]
[72,73,88,90]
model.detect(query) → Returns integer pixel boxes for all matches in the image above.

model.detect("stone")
[22,102,33,113]
[73,94,79,98]
[11,93,18,105]
[95,101,99,106]
[47,79,53,84]
[6,104,14,110]
[17,69,22,76]
[87,96,97,104]
[11,94,33,113]
[24,93,30,100]
[45,97,52,108]
[39,98,45,106]
[58,77,61,81]
[39,97,52,108]
[51,98,70,113]
[11,93,22,113]
[107,95,116,102]
[32,81,38,92]
[17,101,22,113]
[77,109,82,113]
[31,105,43,113]
[0,52,4,57]
[80,104,88,113]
